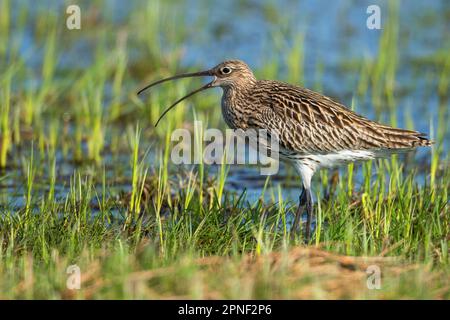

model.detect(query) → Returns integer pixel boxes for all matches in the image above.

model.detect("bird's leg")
[291,187,313,241]
[291,161,315,241]
[292,187,307,234]
[304,188,313,241]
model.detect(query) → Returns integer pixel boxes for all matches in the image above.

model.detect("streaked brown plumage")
[218,61,430,152]
[138,59,433,240]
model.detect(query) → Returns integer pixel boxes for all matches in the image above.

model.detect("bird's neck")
[222,81,255,102]
[221,83,255,129]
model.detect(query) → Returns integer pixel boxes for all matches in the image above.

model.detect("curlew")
[138,60,433,240]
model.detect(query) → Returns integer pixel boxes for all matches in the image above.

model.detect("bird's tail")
[378,125,434,149]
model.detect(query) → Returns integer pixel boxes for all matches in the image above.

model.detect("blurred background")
[1,0,449,205]
[0,0,448,300]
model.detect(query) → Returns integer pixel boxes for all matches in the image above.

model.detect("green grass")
[0,0,448,299]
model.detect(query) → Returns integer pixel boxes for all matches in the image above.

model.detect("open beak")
[137,69,215,127]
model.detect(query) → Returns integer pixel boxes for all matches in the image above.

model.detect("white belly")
[286,150,377,189]
[281,149,377,170]
[305,150,376,168]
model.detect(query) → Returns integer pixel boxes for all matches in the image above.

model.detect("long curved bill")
[137,69,214,127]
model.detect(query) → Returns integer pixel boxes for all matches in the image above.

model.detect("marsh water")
[2,0,449,210]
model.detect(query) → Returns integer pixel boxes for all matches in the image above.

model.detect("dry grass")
[58,246,448,300]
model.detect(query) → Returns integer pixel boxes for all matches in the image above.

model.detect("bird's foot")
[291,189,314,242]
[290,213,316,242]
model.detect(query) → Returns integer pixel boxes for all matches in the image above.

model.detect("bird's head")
[137,59,256,126]
[209,60,256,89]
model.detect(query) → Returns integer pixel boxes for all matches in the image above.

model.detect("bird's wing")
[252,81,431,154]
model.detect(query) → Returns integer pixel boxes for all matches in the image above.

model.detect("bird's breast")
[221,91,247,130]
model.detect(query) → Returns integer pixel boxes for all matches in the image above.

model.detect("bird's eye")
[221,67,232,74]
